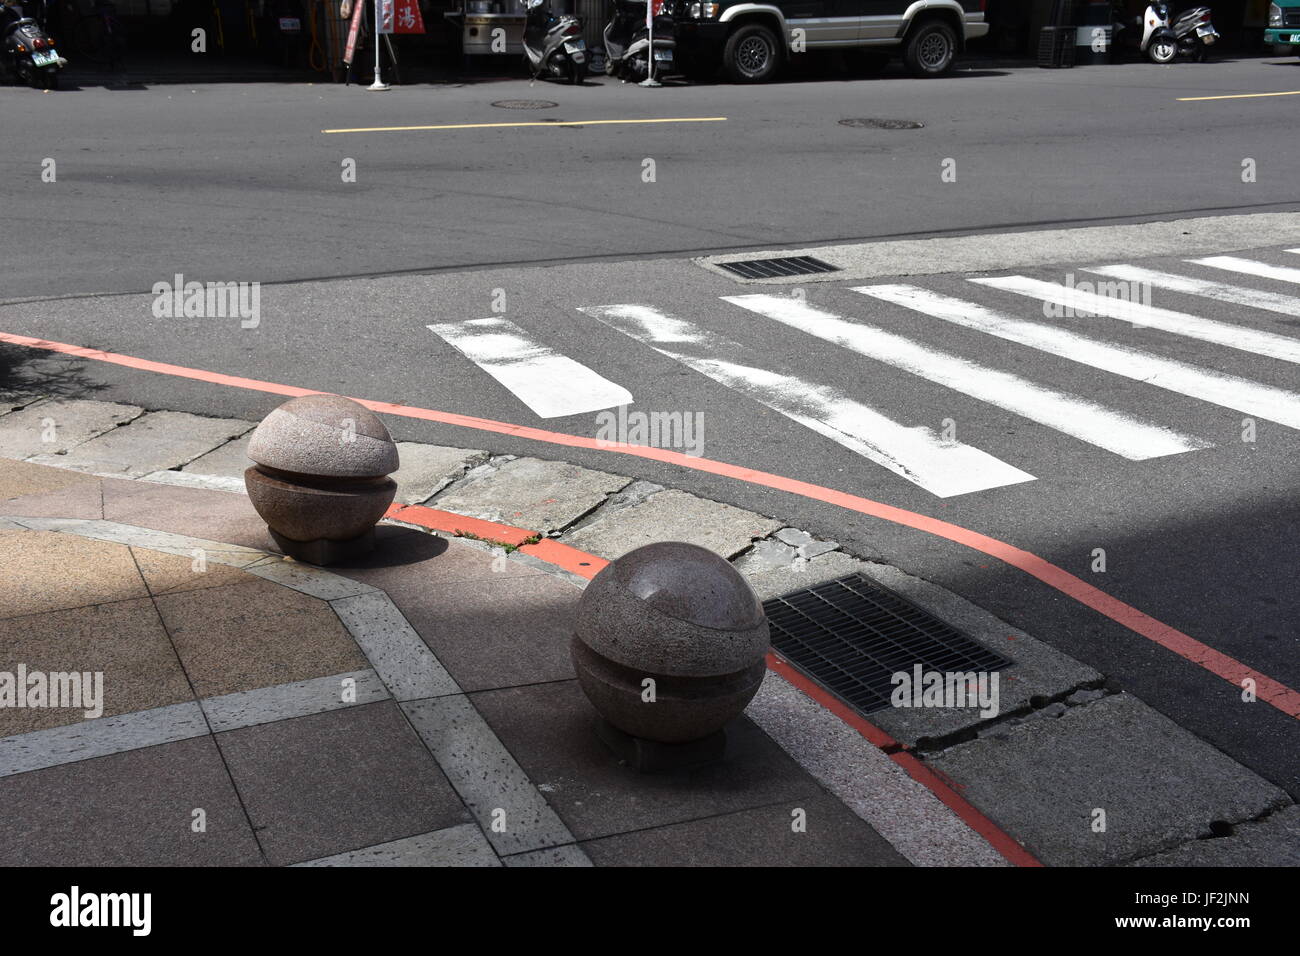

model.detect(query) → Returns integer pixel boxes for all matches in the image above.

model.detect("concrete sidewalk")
[2,392,1297,867]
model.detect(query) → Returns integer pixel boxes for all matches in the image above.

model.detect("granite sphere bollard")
[243,394,399,566]
[571,541,770,770]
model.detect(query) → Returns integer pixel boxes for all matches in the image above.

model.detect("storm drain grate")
[762,573,1013,716]
[715,256,840,280]
[839,118,924,130]
[491,99,559,110]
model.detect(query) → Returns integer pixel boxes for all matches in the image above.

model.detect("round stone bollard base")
[268,527,378,566]
[594,716,727,774]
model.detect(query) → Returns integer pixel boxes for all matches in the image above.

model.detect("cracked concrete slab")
[1127,804,1300,866]
[0,399,143,460]
[734,539,874,601]
[392,442,486,505]
[181,433,256,480]
[563,487,781,561]
[431,456,629,533]
[29,411,253,477]
[926,693,1290,867]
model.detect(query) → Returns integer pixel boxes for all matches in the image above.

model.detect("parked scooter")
[522,0,587,84]
[1,0,65,88]
[603,0,676,82]
[1113,1,1217,63]
[1170,5,1219,60]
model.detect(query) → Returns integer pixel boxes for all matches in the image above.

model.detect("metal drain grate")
[763,573,1012,716]
[715,256,840,280]
[491,99,559,110]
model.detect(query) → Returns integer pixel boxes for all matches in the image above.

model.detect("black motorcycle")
[522,0,587,84]
[603,0,676,81]
[1,0,64,88]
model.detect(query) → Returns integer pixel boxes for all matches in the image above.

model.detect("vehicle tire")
[903,19,956,76]
[1147,38,1177,63]
[36,67,58,89]
[723,23,779,83]
[569,57,586,84]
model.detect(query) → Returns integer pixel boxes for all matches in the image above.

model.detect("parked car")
[670,0,988,82]
[1267,0,1300,55]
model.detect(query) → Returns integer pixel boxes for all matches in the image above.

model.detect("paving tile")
[0,597,192,737]
[431,457,630,533]
[242,555,377,601]
[334,526,541,586]
[392,442,486,505]
[927,693,1291,866]
[0,530,148,620]
[133,546,252,595]
[0,734,263,866]
[502,845,593,867]
[181,433,255,480]
[30,411,253,477]
[0,457,100,502]
[402,694,576,856]
[469,680,822,842]
[217,702,471,866]
[379,571,581,692]
[101,476,274,550]
[1128,805,1300,867]
[0,701,208,777]
[564,488,782,561]
[294,822,501,867]
[200,669,390,733]
[155,577,367,699]
[0,399,142,460]
[581,790,909,866]
[0,476,104,520]
[329,592,460,701]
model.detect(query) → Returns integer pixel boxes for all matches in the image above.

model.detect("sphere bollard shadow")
[570,541,770,773]
[244,394,400,566]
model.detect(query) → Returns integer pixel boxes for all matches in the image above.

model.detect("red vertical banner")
[392,0,425,33]
[342,0,365,64]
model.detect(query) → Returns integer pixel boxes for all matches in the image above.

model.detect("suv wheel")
[903,20,956,76]
[724,23,779,83]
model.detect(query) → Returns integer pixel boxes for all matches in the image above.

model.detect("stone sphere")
[247,393,399,479]
[571,542,769,744]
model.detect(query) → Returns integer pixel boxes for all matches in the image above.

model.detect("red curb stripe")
[765,652,900,750]
[4,331,1297,718]
[385,503,537,547]
[518,538,609,579]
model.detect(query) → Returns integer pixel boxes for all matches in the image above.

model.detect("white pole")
[639,0,660,85]
[369,0,390,90]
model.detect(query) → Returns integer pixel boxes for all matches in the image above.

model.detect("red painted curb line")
[4,330,1296,721]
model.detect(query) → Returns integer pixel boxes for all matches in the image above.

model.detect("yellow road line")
[1177,90,1300,102]
[322,116,728,133]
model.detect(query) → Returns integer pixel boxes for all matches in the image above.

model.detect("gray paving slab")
[40,518,268,568]
[181,433,255,480]
[734,539,876,601]
[200,669,390,733]
[329,592,460,701]
[580,790,909,866]
[401,694,579,857]
[926,693,1291,866]
[141,469,248,494]
[0,399,142,459]
[563,488,782,561]
[29,411,252,477]
[217,701,471,866]
[294,823,501,867]
[469,680,824,843]
[243,554,379,600]
[0,735,264,866]
[502,845,595,867]
[0,701,208,778]
[393,442,486,505]
[1127,804,1300,867]
[746,670,1006,867]
[431,456,630,533]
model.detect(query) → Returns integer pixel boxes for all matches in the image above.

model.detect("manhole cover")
[763,573,1013,716]
[839,118,924,130]
[491,99,559,110]
[716,256,840,280]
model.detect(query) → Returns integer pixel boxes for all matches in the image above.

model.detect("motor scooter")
[1,0,65,88]
[522,0,586,84]
[1170,5,1219,60]
[603,0,676,81]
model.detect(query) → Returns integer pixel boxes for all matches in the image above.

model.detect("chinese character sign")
[378,0,424,33]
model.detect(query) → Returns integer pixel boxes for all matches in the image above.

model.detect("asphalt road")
[3,57,1299,799]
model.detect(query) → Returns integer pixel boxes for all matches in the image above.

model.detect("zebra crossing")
[425,250,1300,499]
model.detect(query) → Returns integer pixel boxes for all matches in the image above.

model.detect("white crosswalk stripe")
[1084,264,1300,318]
[722,293,1208,461]
[972,274,1300,365]
[1190,255,1300,286]
[853,284,1300,431]
[427,317,632,419]
[579,303,1036,498]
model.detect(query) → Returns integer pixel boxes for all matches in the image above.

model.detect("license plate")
[31,50,58,67]
[654,49,672,61]
[564,39,584,52]
[1195,24,1216,37]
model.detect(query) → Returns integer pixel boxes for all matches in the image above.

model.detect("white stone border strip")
[200,669,390,733]
[294,822,502,867]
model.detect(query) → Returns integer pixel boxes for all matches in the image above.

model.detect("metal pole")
[638,0,660,85]
[369,0,390,89]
